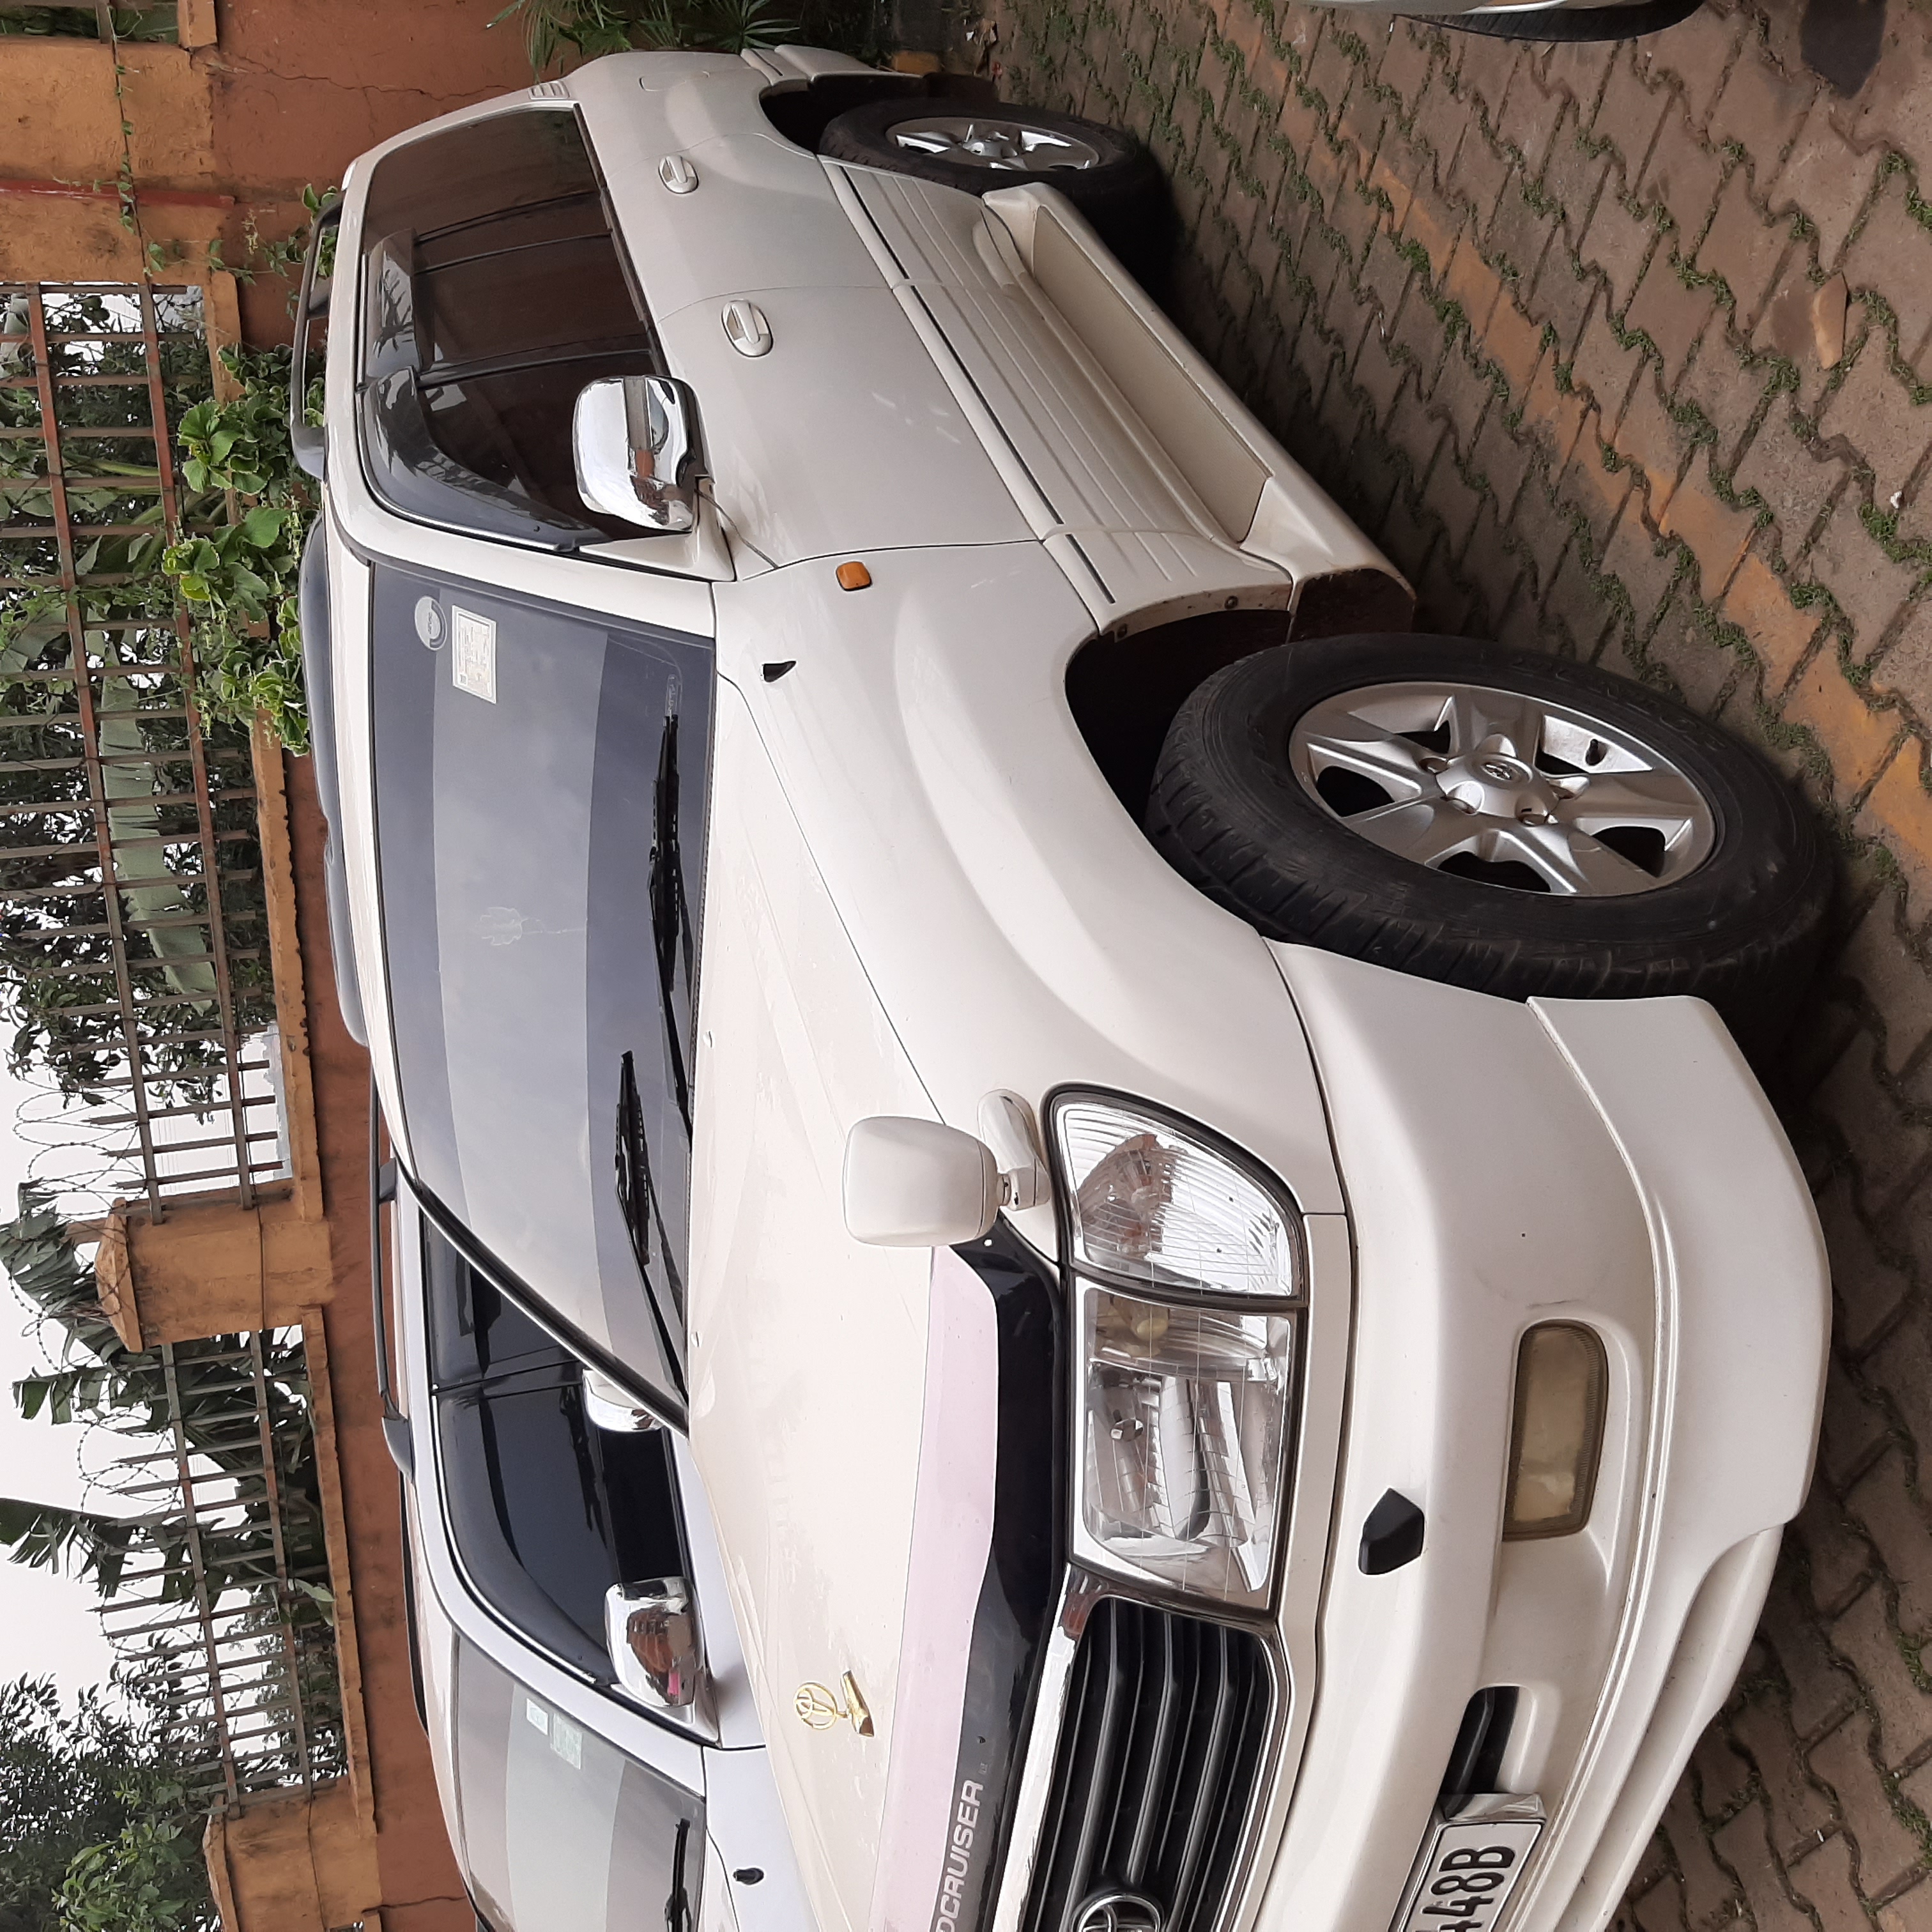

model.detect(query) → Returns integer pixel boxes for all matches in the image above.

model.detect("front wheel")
[818,98,1171,284]
[1146,634,1832,1053]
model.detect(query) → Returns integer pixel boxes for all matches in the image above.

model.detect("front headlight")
[1051,1096,1305,1611]
[1054,1096,1301,1298]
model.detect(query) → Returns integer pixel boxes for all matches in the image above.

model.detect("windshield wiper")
[649,708,695,1133]
[616,1050,687,1401]
[613,698,698,1400]
[665,1818,692,1932]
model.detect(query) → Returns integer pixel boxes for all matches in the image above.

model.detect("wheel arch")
[1064,572,1416,820]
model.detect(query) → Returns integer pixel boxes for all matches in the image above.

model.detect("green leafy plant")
[56,1814,213,1932]
[0,1184,344,1811]
[158,361,316,754]
[0,294,295,1101]
[0,326,316,756]
[0,1678,215,1932]
[206,186,339,302]
[0,198,328,768]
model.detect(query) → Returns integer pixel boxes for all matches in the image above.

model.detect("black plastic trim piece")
[1359,1489,1425,1574]
[940,1220,1068,1932]
[296,523,369,1047]
[1407,0,1702,38]
[382,1410,415,1477]
[289,199,341,480]
[370,1072,406,1437]
[1021,1597,1273,1932]
[399,1477,429,1735]
[1439,1687,1520,1800]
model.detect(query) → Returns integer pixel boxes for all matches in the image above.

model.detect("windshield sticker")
[450,606,498,702]
[413,596,445,648]
[524,1696,549,1736]
[549,1713,583,1770]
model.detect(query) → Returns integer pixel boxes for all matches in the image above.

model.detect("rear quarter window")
[356,109,661,546]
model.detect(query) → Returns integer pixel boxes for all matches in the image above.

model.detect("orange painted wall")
[0,0,536,330]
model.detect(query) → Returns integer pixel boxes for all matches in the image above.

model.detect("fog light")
[1503,1323,1607,1540]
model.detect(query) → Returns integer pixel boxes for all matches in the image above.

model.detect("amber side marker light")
[1503,1322,1608,1540]
[836,560,871,591]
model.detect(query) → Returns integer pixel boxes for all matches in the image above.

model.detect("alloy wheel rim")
[1286,678,1717,896]
[887,115,1103,171]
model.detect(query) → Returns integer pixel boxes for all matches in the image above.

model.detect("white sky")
[0,1054,123,1703]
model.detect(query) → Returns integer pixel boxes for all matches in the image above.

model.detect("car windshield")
[371,562,710,1414]
[356,107,663,546]
[425,1216,689,1689]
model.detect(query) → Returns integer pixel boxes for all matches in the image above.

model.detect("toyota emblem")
[1070,1890,1163,1932]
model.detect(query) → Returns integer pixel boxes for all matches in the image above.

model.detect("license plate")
[1393,1794,1546,1932]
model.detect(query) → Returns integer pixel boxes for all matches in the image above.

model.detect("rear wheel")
[818,98,1172,286]
[1146,634,1832,1052]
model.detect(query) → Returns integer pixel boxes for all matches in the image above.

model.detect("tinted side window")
[356,109,661,546]
[425,1222,563,1389]
[421,1218,688,1683]
[437,1374,685,1682]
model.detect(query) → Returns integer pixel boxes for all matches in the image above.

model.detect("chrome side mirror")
[583,1368,661,1434]
[606,1577,703,1710]
[572,374,706,533]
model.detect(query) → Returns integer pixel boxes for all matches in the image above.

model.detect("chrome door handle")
[722,299,773,358]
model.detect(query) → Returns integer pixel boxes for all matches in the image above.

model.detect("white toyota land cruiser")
[298,45,1834,1932]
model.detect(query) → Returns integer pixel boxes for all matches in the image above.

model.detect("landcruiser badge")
[794,1682,840,1730]
[1071,1890,1163,1932]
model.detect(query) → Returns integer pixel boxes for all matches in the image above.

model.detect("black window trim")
[418,339,656,395]
[416,184,606,257]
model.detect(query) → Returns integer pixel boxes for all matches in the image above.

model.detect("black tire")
[1146,634,1832,1053]
[1407,0,1703,37]
[818,98,1172,286]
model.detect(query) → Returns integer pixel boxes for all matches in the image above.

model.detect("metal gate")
[93,1330,344,1812]
[0,280,281,1216]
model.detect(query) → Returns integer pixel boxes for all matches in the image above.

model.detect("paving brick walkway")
[980,0,1932,1922]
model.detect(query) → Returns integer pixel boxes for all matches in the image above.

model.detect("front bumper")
[1255,947,1828,1932]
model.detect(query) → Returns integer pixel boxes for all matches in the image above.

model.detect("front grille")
[1022,1598,1273,1932]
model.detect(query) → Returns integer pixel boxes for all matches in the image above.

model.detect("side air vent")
[1022,1598,1273,1932]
